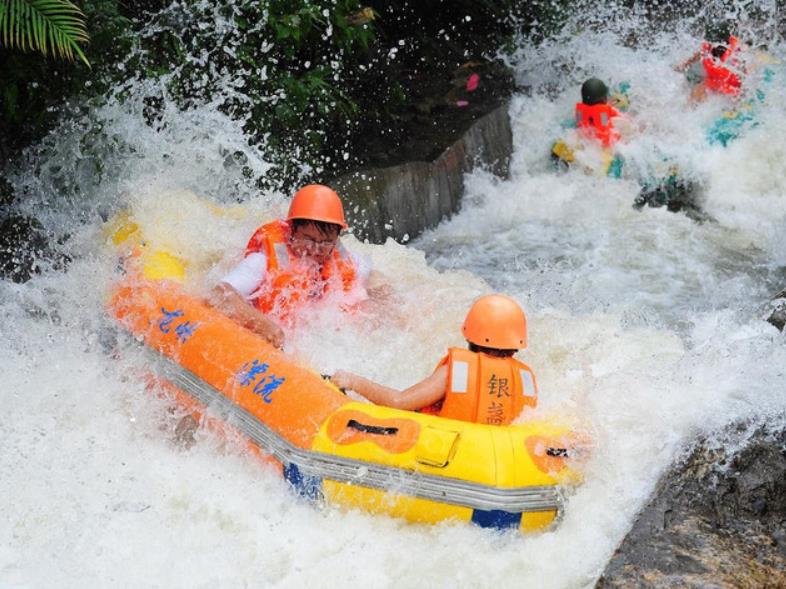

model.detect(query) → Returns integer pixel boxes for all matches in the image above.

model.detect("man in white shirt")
[211,184,370,348]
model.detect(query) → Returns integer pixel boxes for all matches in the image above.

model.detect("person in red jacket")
[332,294,538,425]
[211,184,371,348]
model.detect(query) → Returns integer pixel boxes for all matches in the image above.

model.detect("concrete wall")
[332,103,512,243]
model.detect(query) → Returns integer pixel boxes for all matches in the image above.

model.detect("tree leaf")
[0,0,90,67]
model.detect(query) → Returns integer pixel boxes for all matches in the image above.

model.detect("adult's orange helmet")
[462,294,528,350]
[287,184,347,229]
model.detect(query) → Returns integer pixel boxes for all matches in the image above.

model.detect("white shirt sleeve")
[220,252,267,299]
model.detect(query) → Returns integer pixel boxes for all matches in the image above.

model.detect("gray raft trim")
[144,342,564,514]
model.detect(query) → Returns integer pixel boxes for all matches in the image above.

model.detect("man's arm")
[209,283,284,349]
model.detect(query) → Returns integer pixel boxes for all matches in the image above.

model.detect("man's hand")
[210,283,285,349]
[253,315,285,349]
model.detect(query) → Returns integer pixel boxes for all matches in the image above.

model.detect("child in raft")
[331,294,538,425]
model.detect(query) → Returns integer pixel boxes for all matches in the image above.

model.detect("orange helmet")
[462,294,528,350]
[287,184,347,229]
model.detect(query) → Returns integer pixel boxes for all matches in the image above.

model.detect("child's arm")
[332,365,448,411]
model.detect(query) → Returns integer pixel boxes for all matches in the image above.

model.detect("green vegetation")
[1,0,574,194]
[0,0,134,169]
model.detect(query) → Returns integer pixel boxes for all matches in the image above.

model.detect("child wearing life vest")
[212,184,371,349]
[332,294,538,426]
[574,77,622,148]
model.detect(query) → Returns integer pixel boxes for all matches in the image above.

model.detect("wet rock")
[327,53,514,244]
[597,424,786,589]
[0,175,14,207]
[633,178,712,223]
[766,288,786,331]
[0,215,69,283]
[173,414,198,450]
[333,102,513,244]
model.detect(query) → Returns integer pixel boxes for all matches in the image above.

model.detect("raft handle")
[347,419,399,436]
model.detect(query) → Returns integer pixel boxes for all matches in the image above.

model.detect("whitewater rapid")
[3,11,786,589]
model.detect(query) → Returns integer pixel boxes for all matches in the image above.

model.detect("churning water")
[2,4,786,588]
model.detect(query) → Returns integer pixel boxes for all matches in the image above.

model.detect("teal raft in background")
[707,67,775,147]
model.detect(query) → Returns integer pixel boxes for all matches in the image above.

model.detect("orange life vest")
[422,348,538,425]
[575,103,621,147]
[701,36,742,95]
[244,220,358,323]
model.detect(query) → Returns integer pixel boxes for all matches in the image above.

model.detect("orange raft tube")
[109,278,585,533]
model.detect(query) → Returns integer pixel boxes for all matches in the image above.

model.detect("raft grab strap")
[346,419,399,436]
[138,340,564,514]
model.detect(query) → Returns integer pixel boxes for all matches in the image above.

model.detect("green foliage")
[1,0,572,192]
[126,0,378,187]
[0,0,133,158]
[0,0,90,66]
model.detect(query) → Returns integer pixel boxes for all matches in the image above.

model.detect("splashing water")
[3,3,786,588]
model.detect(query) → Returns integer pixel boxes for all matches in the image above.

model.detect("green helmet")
[581,78,608,106]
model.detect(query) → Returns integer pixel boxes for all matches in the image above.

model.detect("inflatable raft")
[107,275,585,533]
[104,205,586,533]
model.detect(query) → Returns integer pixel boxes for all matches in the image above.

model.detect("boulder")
[597,424,786,588]
[333,102,513,243]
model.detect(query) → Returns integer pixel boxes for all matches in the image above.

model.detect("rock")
[597,423,786,588]
[0,215,69,283]
[633,175,712,223]
[767,288,786,331]
[0,175,14,207]
[332,102,513,243]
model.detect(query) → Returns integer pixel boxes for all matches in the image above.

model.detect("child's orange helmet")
[462,294,528,349]
[287,184,347,228]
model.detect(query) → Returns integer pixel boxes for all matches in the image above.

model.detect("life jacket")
[244,220,358,323]
[575,103,621,148]
[422,348,537,425]
[701,35,742,95]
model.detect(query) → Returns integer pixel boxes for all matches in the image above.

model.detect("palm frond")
[0,0,90,67]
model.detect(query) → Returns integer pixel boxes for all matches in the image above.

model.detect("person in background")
[574,77,623,148]
[332,294,538,425]
[551,77,632,178]
[211,184,370,348]
[675,23,744,102]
